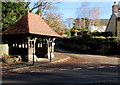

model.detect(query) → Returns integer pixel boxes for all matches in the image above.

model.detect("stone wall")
[0,44,9,56]
[117,18,120,37]
[106,14,117,35]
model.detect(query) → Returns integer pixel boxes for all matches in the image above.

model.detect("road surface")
[2,66,119,84]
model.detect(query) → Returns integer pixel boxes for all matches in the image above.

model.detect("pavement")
[1,52,70,73]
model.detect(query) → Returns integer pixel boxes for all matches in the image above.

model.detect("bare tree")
[44,12,66,33]
[76,2,90,29]
[76,2,101,31]
[64,18,74,29]
[89,7,101,31]
[24,0,57,17]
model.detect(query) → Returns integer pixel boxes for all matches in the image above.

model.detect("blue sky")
[55,2,113,19]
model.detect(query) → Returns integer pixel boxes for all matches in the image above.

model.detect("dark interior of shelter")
[2,34,49,61]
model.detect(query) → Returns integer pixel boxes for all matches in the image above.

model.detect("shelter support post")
[46,38,56,62]
[27,37,37,63]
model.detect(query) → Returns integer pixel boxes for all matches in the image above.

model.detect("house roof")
[90,19,109,26]
[99,19,109,26]
[2,12,61,37]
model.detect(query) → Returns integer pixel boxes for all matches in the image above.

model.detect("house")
[2,12,61,62]
[72,18,109,33]
[106,1,120,36]
[116,17,120,37]
[88,19,109,32]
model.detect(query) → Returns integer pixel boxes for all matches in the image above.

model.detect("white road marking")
[98,66,105,68]
[30,71,35,72]
[109,66,116,68]
[87,67,95,69]
[73,68,82,70]
[59,69,68,71]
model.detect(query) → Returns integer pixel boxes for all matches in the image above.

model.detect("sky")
[29,0,120,20]
[28,0,119,2]
[55,2,114,19]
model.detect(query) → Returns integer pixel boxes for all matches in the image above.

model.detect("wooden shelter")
[2,13,61,62]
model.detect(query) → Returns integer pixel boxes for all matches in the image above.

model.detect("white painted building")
[88,19,109,32]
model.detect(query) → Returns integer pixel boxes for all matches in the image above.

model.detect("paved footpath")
[1,52,70,73]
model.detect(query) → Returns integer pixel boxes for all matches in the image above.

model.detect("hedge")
[62,36,120,55]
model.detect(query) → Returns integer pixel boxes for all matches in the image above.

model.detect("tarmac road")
[2,66,119,84]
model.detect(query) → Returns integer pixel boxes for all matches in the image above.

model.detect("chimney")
[112,1,119,14]
[118,1,120,16]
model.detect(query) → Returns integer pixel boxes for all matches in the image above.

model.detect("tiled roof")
[99,19,109,26]
[90,19,109,26]
[3,13,61,37]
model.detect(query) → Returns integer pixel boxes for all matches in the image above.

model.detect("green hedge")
[62,36,120,55]
[65,31,71,37]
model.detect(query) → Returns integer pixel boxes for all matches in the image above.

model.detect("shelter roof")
[3,13,61,37]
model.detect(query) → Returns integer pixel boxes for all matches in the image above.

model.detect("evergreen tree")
[2,2,27,31]
[0,2,2,31]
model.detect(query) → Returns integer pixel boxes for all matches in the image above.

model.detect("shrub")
[62,36,120,55]
[92,32,113,37]
[65,31,71,37]
[70,31,76,36]
[2,54,16,64]
[81,35,93,41]
[2,54,15,58]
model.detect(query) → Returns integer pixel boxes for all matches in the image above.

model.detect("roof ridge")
[27,13,30,33]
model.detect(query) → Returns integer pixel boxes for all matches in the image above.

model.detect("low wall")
[0,44,9,56]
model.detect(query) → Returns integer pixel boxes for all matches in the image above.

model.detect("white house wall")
[88,26,106,32]
[100,26,107,32]
[88,26,97,32]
